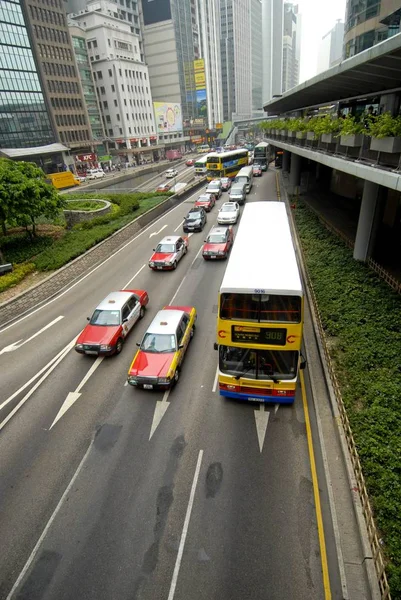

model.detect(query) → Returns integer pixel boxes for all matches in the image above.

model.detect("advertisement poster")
[194,59,207,120]
[153,101,183,133]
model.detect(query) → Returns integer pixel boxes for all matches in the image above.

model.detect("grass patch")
[293,200,401,598]
[65,200,105,211]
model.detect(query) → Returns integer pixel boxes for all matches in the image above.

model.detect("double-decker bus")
[253,142,270,170]
[215,202,305,404]
[194,154,210,175]
[206,149,249,181]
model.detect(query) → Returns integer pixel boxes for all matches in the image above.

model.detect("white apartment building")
[69,0,156,161]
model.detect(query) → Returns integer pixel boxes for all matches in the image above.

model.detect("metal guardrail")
[290,196,392,599]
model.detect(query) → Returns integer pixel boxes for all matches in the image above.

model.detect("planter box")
[306,131,315,141]
[280,130,287,137]
[340,134,363,147]
[321,133,334,144]
[287,131,295,139]
[295,131,306,140]
[370,136,401,153]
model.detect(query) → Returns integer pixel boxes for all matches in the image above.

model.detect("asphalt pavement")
[0,168,344,600]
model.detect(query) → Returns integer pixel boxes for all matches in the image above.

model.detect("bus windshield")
[220,293,302,323]
[219,346,298,380]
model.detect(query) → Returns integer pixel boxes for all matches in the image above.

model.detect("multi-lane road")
[0,167,343,599]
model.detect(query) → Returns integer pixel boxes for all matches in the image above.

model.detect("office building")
[317,20,344,74]
[22,0,92,151]
[220,0,252,121]
[251,0,263,115]
[282,2,300,93]
[69,24,106,150]
[262,0,284,103]
[0,0,55,149]
[197,0,223,128]
[140,0,199,123]
[69,1,156,159]
[344,0,401,58]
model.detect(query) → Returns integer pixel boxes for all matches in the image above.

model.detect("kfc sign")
[76,153,96,162]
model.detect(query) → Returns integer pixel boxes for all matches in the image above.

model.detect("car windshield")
[156,244,175,253]
[221,205,235,212]
[208,183,219,189]
[207,234,226,243]
[197,196,210,202]
[231,189,243,195]
[187,212,201,220]
[221,178,229,183]
[90,309,121,326]
[141,332,177,353]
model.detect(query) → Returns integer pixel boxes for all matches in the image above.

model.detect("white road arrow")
[0,316,64,355]
[149,224,168,238]
[254,404,270,453]
[49,356,104,429]
[149,390,170,440]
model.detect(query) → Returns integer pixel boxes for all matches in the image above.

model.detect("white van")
[86,168,105,180]
[234,166,253,193]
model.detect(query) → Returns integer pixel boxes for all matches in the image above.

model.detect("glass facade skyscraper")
[0,0,54,148]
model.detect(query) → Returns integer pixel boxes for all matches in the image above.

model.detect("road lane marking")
[123,264,146,290]
[168,449,204,600]
[5,439,95,600]
[0,185,205,334]
[0,340,75,432]
[169,243,204,304]
[0,316,64,355]
[212,365,219,392]
[174,221,183,232]
[0,335,79,413]
[149,389,170,440]
[149,224,168,238]
[50,356,105,429]
[300,370,332,599]
[254,404,270,453]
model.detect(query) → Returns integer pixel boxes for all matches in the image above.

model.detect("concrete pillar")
[282,150,290,173]
[289,153,301,194]
[354,180,379,262]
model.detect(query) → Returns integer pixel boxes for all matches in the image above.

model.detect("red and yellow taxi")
[75,289,149,356]
[202,226,234,260]
[186,158,195,166]
[194,193,216,212]
[149,235,188,270]
[156,182,172,192]
[127,306,197,389]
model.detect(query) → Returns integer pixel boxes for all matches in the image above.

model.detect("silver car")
[217,202,240,225]
[229,183,246,205]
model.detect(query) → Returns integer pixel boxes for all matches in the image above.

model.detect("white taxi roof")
[146,309,185,335]
[158,235,181,245]
[96,290,133,311]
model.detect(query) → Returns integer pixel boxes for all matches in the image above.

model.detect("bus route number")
[254,289,266,294]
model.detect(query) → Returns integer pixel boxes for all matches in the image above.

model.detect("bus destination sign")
[232,326,287,346]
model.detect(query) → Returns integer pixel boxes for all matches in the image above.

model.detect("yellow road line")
[275,171,281,201]
[300,370,332,600]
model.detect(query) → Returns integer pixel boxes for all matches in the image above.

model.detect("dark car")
[183,206,207,232]
[252,164,262,176]
[220,177,232,191]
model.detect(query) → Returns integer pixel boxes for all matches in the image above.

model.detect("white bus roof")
[207,149,248,160]
[220,202,303,296]
[255,141,269,147]
[194,155,209,164]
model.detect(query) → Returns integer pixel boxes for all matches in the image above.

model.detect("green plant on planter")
[366,111,401,139]
[338,115,365,136]
[286,118,307,132]
[313,115,341,136]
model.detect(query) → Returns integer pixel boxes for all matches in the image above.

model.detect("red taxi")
[149,235,188,270]
[156,182,172,192]
[127,306,197,389]
[202,226,234,260]
[186,159,195,166]
[194,193,216,212]
[75,289,149,356]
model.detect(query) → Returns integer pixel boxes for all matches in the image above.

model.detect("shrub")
[366,111,401,139]
[0,234,53,264]
[64,200,105,211]
[286,117,308,132]
[338,114,365,136]
[313,115,341,136]
[0,262,36,293]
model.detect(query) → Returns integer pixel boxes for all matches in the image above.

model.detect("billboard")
[154,101,183,133]
[194,59,207,120]
[142,0,171,25]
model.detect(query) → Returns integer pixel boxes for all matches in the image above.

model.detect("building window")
[111,84,115,92]
[103,101,108,108]
[119,128,123,134]
[116,114,120,121]
[100,86,105,94]
[114,99,118,106]
[108,69,112,77]
[97,71,103,79]
[109,128,113,135]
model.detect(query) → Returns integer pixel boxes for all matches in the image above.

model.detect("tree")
[0,159,66,240]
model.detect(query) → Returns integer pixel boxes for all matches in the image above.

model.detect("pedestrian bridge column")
[282,150,290,173]
[354,180,379,261]
[289,153,301,195]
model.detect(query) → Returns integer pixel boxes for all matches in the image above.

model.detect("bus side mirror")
[300,359,306,370]
[214,343,218,351]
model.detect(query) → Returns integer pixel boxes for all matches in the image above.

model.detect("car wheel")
[184,246,188,255]
[173,261,177,270]
[140,306,145,319]
[190,325,196,339]
[173,368,180,386]
[115,338,124,354]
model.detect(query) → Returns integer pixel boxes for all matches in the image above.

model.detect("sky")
[297,0,347,83]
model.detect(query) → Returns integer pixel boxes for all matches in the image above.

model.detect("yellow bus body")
[47,171,81,189]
